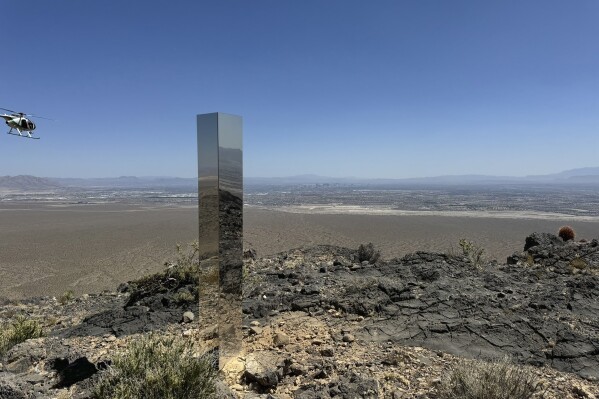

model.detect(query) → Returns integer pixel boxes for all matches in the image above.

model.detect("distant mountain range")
[1,167,598,191]
[245,167,599,185]
[52,176,197,188]
[0,175,62,191]
[526,167,599,181]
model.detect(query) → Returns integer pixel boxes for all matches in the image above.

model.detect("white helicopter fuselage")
[0,108,46,139]
[1,114,36,132]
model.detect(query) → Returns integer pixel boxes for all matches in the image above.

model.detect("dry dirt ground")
[244,208,599,261]
[1,203,598,299]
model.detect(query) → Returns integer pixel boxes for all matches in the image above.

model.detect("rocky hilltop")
[1,233,598,398]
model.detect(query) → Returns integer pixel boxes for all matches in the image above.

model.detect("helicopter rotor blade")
[28,114,54,121]
[0,109,54,120]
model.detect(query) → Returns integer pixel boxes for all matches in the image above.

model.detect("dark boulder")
[524,232,564,251]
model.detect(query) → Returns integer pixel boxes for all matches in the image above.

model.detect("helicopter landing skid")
[7,132,40,139]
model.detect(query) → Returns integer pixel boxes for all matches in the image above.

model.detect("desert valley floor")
[1,203,598,300]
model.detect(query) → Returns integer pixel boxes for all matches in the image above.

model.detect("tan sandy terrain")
[0,203,198,300]
[245,207,599,262]
[1,203,598,300]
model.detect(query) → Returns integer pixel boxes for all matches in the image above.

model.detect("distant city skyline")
[2,1,598,179]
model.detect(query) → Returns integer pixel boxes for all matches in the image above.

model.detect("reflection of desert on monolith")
[197,113,242,369]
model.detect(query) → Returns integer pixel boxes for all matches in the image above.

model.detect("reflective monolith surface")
[197,112,243,369]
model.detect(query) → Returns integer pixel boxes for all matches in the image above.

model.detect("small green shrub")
[558,226,575,242]
[173,290,196,305]
[437,357,539,399]
[168,241,201,283]
[459,239,486,269]
[357,242,380,264]
[127,241,201,306]
[59,290,75,305]
[92,334,216,399]
[0,316,44,356]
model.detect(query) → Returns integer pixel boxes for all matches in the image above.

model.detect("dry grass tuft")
[59,290,75,305]
[92,334,216,399]
[0,316,44,356]
[459,239,486,269]
[357,242,380,264]
[437,357,540,399]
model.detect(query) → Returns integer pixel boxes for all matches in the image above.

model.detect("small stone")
[320,347,334,357]
[417,354,431,365]
[312,369,328,379]
[104,335,117,342]
[572,385,593,398]
[274,332,290,347]
[311,339,324,345]
[24,373,45,384]
[392,390,405,399]
[250,326,263,335]
[244,353,280,389]
[200,325,218,340]
[182,311,195,323]
[6,358,30,373]
[231,384,243,391]
[250,320,261,327]
[342,334,355,343]
[290,363,306,376]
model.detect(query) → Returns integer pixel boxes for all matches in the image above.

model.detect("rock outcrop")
[0,233,598,398]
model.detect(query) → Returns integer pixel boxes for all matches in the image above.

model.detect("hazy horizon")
[1,165,599,182]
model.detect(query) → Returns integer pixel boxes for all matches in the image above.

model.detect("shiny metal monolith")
[197,112,243,369]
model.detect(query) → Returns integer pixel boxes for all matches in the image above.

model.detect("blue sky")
[1,1,598,178]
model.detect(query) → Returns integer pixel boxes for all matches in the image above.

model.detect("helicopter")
[0,108,52,140]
